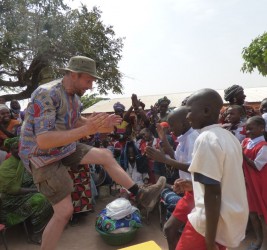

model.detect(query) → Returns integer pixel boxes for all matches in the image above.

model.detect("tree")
[242,32,267,76]
[0,0,124,102]
[80,93,109,111]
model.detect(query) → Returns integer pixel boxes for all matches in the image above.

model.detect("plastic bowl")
[95,226,138,246]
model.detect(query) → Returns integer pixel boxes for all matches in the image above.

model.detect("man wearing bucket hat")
[19,55,166,250]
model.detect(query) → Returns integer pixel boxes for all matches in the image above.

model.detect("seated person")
[0,137,53,244]
[120,140,149,186]
[10,99,23,122]
[112,102,133,141]
[0,104,20,149]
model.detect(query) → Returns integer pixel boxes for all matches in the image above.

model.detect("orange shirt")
[0,119,20,140]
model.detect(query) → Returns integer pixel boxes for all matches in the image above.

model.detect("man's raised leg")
[80,147,166,207]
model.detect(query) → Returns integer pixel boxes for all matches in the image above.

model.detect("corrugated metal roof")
[82,86,267,114]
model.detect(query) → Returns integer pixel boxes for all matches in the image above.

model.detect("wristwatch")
[138,106,142,110]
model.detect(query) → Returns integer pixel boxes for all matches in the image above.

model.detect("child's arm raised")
[146,146,189,172]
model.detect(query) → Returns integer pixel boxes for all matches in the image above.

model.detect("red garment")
[176,221,226,250]
[172,191,194,223]
[139,139,147,155]
[242,138,267,223]
[113,141,125,151]
[5,153,11,159]
[68,164,93,214]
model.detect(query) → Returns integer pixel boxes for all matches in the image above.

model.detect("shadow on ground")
[1,196,254,250]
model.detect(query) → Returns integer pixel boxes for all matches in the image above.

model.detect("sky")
[67,0,267,99]
[15,0,267,109]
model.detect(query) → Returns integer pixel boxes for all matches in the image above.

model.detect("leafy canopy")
[242,32,267,76]
[80,93,109,111]
[0,0,124,101]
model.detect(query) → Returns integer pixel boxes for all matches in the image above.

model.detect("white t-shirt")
[175,128,199,180]
[126,162,149,185]
[188,124,248,248]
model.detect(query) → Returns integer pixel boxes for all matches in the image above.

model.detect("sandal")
[247,242,261,250]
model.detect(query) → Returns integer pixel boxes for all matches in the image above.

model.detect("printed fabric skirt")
[68,164,94,214]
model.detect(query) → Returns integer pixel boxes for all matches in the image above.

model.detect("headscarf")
[0,104,9,112]
[4,137,20,150]
[0,137,24,194]
[120,141,140,171]
[113,102,125,112]
[157,96,171,106]
[224,85,244,102]
[181,96,191,106]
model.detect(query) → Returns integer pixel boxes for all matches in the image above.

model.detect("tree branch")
[0,84,36,102]
[0,79,22,87]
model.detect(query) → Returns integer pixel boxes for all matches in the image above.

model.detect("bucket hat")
[60,56,102,80]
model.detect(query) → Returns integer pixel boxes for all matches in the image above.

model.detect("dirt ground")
[1,195,254,250]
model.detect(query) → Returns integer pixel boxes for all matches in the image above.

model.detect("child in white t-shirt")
[175,89,248,250]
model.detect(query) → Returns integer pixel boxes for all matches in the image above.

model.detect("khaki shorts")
[31,143,92,205]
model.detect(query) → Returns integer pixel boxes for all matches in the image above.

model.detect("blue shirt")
[19,80,81,171]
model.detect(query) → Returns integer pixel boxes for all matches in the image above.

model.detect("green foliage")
[0,0,124,101]
[80,93,109,111]
[242,32,267,76]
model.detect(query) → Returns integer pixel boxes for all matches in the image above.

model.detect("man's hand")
[86,113,122,134]
[99,114,122,133]
[173,179,193,194]
[146,146,166,163]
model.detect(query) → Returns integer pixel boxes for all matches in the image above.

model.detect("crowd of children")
[1,82,267,250]
[82,85,267,250]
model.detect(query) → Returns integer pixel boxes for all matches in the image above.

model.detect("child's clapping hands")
[173,178,193,194]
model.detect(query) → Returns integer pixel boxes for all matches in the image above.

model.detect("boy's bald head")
[186,88,223,128]
[167,106,191,136]
[168,106,188,123]
[188,88,223,108]
[187,88,223,112]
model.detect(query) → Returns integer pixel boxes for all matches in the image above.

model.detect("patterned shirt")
[19,80,81,171]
